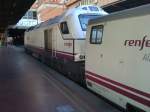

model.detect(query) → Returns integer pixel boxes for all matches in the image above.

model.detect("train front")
[71,5,108,62]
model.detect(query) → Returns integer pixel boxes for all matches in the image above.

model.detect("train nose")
[74,54,85,61]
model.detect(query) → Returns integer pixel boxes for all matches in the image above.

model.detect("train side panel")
[55,25,74,56]
[26,29,44,48]
[46,25,85,84]
[24,28,45,57]
[85,14,150,111]
[74,39,85,61]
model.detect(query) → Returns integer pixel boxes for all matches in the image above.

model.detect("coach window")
[60,22,69,34]
[28,11,33,19]
[90,25,103,44]
[33,11,37,19]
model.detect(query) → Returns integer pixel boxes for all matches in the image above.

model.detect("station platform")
[0,46,121,112]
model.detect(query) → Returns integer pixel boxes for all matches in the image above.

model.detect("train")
[85,4,150,112]
[24,4,150,112]
[24,5,107,85]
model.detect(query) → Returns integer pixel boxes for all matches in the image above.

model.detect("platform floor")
[0,46,121,112]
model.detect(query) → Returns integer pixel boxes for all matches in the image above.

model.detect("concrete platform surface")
[0,46,122,112]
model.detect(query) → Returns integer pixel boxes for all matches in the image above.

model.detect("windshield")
[79,15,100,31]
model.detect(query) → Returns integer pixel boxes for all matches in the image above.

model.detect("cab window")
[90,25,103,44]
[60,22,69,34]
[88,6,99,11]
[79,15,100,31]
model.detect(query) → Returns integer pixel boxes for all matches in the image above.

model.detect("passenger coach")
[85,4,150,112]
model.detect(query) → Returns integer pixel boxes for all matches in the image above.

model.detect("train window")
[82,7,88,10]
[22,11,37,19]
[28,11,33,19]
[88,6,99,12]
[60,22,69,34]
[90,25,103,44]
[33,11,37,19]
[79,15,100,31]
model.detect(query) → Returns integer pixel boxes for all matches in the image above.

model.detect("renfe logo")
[124,35,150,50]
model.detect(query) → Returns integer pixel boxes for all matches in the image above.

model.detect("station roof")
[103,0,150,13]
[0,0,36,33]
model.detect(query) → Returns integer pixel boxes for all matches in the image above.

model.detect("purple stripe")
[86,70,150,99]
[86,74,150,107]
[25,45,74,60]
[47,49,75,55]
[56,52,74,60]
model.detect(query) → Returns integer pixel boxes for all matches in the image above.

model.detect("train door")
[44,29,52,51]
[52,27,57,57]
[44,30,48,50]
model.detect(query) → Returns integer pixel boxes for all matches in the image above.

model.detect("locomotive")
[24,5,107,84]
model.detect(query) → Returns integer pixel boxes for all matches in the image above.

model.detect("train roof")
[26,5,107,32]
[26,14,64,32]
[89,4,150,25]
[39,15,63,28]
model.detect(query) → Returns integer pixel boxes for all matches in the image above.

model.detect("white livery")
[24,5,107,84]
[85,4,150,112]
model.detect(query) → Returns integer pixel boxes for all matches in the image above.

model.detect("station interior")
[0,0,149,112]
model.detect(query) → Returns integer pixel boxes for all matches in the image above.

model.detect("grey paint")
[27,14,64,31]
[89,4,150,25]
